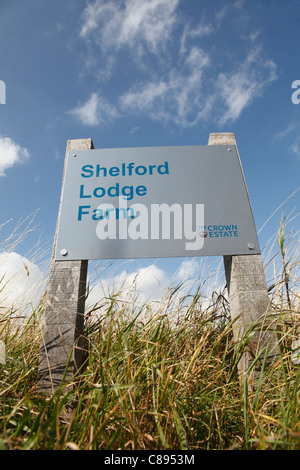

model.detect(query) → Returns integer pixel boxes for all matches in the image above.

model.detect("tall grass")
[0,216,299,450]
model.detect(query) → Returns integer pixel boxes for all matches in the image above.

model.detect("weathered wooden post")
[38,138,94,393]
[208,133,278,376]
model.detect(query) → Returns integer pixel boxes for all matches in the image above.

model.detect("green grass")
[0,216,299,450]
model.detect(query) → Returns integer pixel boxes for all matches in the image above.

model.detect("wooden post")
[38,139,94,393]
[208,133,278,376]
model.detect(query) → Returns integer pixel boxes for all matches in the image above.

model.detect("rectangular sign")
[55,145,260,260]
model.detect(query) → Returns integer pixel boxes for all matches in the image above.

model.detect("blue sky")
[0,0,299,308]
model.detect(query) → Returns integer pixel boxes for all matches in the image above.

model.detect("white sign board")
[55,145,260,260]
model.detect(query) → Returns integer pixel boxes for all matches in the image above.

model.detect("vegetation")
[0,214,299,450]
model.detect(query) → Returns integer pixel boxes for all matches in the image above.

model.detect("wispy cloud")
[80,0,179,54]
[179,21,213,56]
[273,123,300,158]
[73,0,278,129]
[119,46,210,127]
[217,48,277,124]
[289,139,300,158]
[273,123,299,140]
[68,92,120,126]
[0,136,30,177]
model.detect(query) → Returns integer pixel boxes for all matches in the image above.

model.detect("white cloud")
[80,0,179,54]
[0,251,46,318]
[273,123,299,140]
[130,126,140,134]
[118,44,276,128]
[119,46,210,127]
[217,48,277,124]
[75,1,278,129]
[272,123,300,158]
[0,136,30,177]
[86,257,225,322]
[183,21,213,44]
[87,263,169,310]
[289,138,300,158]
[120,81,168,111]
[68,93,99,126]
[68,92,119,126]
[174,259,199,283]
[273,122,300,158]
